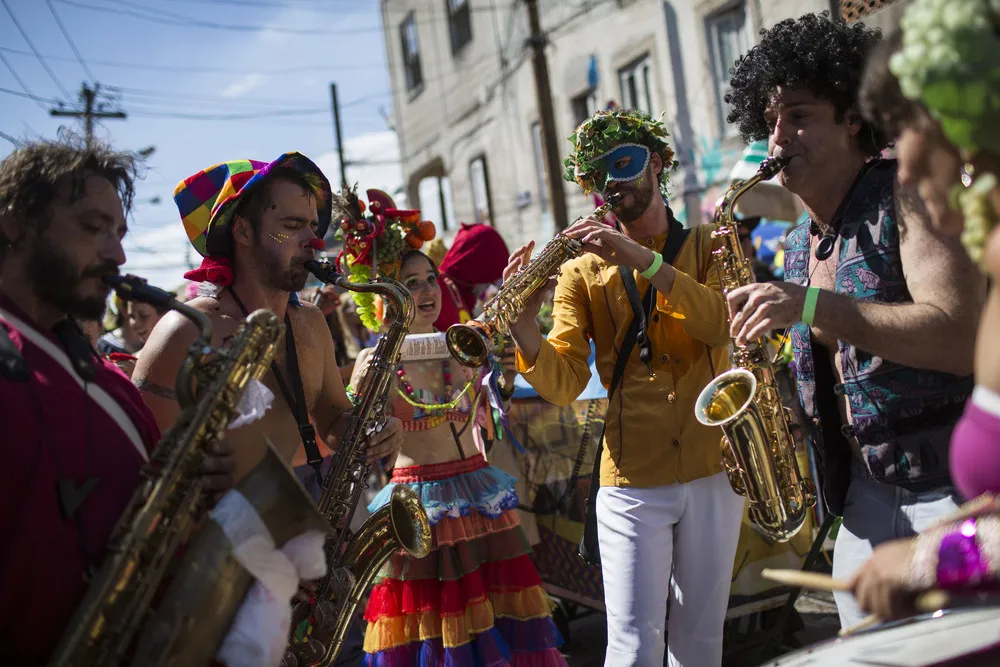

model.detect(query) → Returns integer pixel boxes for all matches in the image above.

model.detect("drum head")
[761,606,1000,666]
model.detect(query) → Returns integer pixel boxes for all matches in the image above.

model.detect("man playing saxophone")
[131,154,406,665]
[0,136,234,665]
[132,154,405,482]
[723,12,983,628]
[507,109,743,667]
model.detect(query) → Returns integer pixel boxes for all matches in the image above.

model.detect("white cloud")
[220,73,266,99]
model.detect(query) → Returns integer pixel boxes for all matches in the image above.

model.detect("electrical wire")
[44,0,97,83]
[0,46,384,74]
[1,0,73,99]
[0,85,65,106]
[0,51,51,111]
[53,0,379,35]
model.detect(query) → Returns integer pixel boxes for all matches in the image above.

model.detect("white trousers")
[597,472,744,667]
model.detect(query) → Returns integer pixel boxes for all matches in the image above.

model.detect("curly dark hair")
[0,130,140,258]
[725,11,888,157]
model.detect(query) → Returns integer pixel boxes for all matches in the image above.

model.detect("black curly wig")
[725,11,889,157]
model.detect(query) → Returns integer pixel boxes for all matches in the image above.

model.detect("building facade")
[380,0,905,249]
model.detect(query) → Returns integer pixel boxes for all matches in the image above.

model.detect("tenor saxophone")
[48,275,284,667]
[446,193,623,367]
[693,156,817,542]
[290,259,432,667]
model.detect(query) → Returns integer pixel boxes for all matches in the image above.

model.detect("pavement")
[559,591,841,667]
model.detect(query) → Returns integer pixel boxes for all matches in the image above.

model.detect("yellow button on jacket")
[517,224,731,488]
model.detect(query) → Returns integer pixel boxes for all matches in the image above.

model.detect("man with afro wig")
[725,12,982,628]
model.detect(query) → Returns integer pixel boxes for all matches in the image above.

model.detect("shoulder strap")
[227,288,322,475]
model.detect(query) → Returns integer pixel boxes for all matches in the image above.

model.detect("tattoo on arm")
[133,378,178,401]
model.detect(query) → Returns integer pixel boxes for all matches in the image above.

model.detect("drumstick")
[761,569,849,591]
[763,569,953,637]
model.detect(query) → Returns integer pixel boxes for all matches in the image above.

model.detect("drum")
[760,605,1000,666]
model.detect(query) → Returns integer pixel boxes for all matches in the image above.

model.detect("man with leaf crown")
[505,108,743,667]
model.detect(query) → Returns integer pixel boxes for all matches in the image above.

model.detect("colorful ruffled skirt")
[362,456,567,667]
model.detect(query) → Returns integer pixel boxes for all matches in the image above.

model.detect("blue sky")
[0,0,408,288]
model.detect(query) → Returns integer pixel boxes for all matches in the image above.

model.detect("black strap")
[579,212,689,565]
[228,288,323,476]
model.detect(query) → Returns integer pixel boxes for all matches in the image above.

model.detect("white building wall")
[381,0,898,251]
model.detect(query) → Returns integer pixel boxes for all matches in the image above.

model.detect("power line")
[44,0,97,83]
[0,52,51,111]
[50,83,128,148]
[54,0,377,35]
[126,107,330,121]
[0,45,385,74]
[1,0,73,99]
[0,85,64,106]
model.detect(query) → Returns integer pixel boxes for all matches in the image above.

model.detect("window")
[618,55,654,116]
[446,0,473,55]
[399,13,423,93]
[707,3,753,137]
[469,155,493,225]
[571,89,599,127]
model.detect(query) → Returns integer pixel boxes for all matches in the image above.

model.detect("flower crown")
[563,109,678,196]
[333,184,436,330]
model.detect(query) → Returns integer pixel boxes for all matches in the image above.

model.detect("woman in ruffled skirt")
[352,249,566,667]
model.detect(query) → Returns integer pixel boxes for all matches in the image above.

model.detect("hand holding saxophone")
[727,281,811,346]
[563,214,668,276]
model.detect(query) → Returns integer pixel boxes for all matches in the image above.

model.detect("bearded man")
[132,154,404,484]
[0,136,231,664]
[506,109,743,667]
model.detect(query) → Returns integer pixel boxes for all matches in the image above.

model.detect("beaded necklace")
[394,359,473,412]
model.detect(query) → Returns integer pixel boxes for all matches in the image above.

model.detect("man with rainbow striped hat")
[131,151,405,487]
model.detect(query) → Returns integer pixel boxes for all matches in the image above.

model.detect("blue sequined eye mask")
[597,143,651,185]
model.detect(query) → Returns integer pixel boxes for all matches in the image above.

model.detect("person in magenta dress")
[349,240,566,666]
[847,0,1000,621]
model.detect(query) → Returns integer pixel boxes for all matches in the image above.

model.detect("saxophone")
[693,156,817,543]
[48,275,284,667]
[289,259,432,667]
[446,192,623,367]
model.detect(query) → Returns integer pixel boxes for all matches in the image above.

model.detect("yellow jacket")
[517,224,731,488]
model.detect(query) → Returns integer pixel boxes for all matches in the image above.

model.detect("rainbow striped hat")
[174,152,332,258]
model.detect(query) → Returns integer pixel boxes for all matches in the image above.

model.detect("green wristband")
[640,251,663,279]
[802,286,820,326]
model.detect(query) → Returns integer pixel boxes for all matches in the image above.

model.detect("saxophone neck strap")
[227,287,322,476]
[616,211,688,376]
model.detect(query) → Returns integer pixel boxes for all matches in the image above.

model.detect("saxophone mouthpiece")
[759,155,790,180]
[305,260,341,285]
[103,274,177,310]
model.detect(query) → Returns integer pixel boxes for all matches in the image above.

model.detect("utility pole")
[330,83,348,189]
[50,83,126,148]
[525,0,569,231]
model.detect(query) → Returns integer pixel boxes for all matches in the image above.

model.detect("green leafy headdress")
[563,109,679,197]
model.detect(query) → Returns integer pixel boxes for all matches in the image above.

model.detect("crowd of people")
[1,2,999,667]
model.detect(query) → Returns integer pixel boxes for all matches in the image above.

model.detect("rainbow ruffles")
[363,457,567,667]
